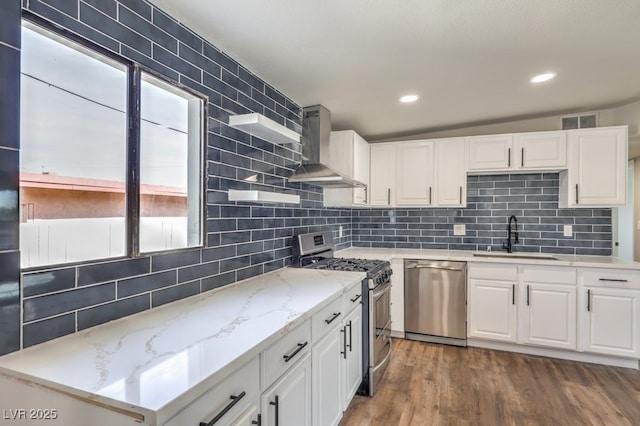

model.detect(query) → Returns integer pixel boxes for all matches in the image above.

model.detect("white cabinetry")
[261,353,312,426]
[434,138,466,207]
[466,134,514,171]
[341,304,363,410]
[468,264,518,342]
[389,258,405,336]
[516,131,567,170]
[395,141,435,206]
[165,356,260,426]
[581,269,640,358]
[369,143,396,206]
[521,267,577,350]
[369,140,466,207]
[312,331,342,426]
[324,130,370,207]
[559,126,627,207]
[467,131,567,172]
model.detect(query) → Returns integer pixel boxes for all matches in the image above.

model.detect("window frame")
[21,13,208,270]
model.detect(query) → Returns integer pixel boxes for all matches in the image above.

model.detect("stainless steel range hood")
[288,105,366,188]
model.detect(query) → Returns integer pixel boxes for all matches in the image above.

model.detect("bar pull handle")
[350,294,362,303]
[575,184,579,204]
[526,285,530,306]
[598,278,628,283]
[587,289,591,312]
[340,326,347,359]
[508,147,511,167]
[324,312,341,325]
[512,284,515,305]
[347,320,353,352]
[387,188,391,205]
[200,391,247,426]
[459,186,463,204]
[270,395,279,426]
[283,341,308,363]
[364,187,368,204]
[521,147,524,167]
[251,414,262,426]
[429,186,432,204]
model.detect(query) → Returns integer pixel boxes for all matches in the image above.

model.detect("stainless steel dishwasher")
[404,259,467,346]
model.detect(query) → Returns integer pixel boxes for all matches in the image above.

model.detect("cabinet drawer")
[581,268,640,288]
[261,319,311,390]
[468,263,517,281]
[165,356,259,426]
[312,296,343,342]
[344,282,364,313]
[523,266,576,284]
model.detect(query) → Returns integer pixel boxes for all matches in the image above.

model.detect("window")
[19,22,204,268]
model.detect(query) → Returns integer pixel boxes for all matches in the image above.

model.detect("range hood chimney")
[288,105,366,188]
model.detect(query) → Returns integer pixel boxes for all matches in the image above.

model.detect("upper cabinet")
[467,131,567,172]
[369,140,466,208]
[323,130,370,207]
[559,126,627,208]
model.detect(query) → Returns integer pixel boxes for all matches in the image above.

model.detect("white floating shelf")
[228,113,301,145]
[228,190,300,205]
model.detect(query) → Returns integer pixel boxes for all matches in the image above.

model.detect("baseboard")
[467,338,639,369]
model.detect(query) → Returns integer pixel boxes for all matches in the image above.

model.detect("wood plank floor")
[340,338,640,426]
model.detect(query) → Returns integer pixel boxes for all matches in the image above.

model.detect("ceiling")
[148,0,640,141]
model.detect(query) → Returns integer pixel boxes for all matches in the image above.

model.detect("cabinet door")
[262,353,312,426]
[515,131,567,170]
[343,307,363,411]
[353,132,370,205]
[369,144,396,206]
[584,287,640,358]
[434,138,466,207]
[312,329,342,426]
[522,283,576,350]
[466,135,514,171]
[468,279,517,342]
[395,141,434,206]
[563,127,627,207]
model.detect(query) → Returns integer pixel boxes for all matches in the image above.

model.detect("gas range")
[301,257,390,278]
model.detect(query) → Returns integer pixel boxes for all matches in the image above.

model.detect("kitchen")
[1,0,640,425]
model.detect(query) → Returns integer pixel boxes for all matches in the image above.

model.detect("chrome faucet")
[502,215,519,253]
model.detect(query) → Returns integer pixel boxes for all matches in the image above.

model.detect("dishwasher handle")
[406,264,464,272]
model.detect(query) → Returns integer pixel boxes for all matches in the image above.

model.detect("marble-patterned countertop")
[336,247,640,270]
[0,267,365,424]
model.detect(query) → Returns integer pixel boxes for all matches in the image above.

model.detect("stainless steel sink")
[472,252,558,260]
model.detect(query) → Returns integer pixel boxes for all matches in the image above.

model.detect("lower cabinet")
[583,286,640,358]
[312,330,342,426]
[521,267,577,350]
[232,404,261,426]
[342,306,363,410]
[262,353,312,426]
[468,264,518,342]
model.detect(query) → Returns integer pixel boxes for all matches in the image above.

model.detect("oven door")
[370,280,391,366]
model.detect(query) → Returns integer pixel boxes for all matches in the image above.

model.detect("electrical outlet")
[563,224,573,237]
[453,224,466,236]
[339,225,343,238]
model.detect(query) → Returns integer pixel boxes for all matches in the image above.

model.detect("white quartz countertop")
[335,247,640,270]
[0,267,365,424]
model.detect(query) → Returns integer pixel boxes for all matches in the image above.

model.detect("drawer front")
[344,282,364,314]
[582,268,640,289]
[261,319,311,390]
[312,296,343,342]
[165,356,259,426]
[523,266,576,284]
[468,263,517,281]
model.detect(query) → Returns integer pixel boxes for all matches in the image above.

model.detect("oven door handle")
[372,283,391,298]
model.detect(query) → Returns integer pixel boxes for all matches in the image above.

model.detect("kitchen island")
[0,267,365,425]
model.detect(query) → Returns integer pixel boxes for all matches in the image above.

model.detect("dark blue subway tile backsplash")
[353,173,611,256]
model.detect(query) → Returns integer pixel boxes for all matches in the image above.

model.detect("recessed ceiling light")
[399,94,419,103]
[530,72,556,84]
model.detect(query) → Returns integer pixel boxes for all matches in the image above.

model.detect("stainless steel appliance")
[404,259,467,346]
[292,231,392,396]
